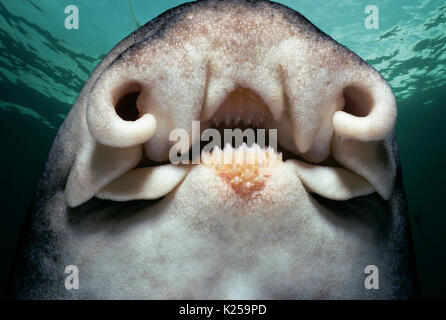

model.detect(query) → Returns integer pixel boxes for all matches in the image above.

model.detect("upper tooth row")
[212,116,264,127]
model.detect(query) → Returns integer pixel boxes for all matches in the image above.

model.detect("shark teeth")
[209,87,272,129]
[201,143,282,195]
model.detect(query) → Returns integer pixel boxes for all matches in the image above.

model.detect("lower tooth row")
[201,143,282,195]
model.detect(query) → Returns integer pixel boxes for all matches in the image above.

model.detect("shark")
[10,0,417,299]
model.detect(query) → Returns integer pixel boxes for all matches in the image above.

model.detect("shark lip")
[88,85,379,205]
[67,79,389,207]
[121,85,298,198]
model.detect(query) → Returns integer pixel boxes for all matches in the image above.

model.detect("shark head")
[11,0,417,299]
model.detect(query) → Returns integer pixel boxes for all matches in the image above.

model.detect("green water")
[0,0,445,298]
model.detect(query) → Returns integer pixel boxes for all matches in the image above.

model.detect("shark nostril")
[115,92,140,121]
[113,82,143,121]
[342,85,374,118]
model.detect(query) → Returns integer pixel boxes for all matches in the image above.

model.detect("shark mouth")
[63,1,397,208]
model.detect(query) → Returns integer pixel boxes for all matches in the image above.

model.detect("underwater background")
[0,0,445,299]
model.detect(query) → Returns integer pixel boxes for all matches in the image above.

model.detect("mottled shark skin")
[10,0,417,299]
